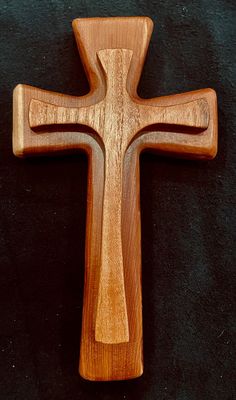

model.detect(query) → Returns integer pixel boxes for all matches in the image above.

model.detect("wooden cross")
[13,17,218,381]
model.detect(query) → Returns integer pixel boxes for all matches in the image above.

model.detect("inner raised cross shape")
[13,17,217,381]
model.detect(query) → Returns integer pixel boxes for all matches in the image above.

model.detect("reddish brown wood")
[13,16,218,381]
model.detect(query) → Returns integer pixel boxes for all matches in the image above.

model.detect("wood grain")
[13,16,218,380]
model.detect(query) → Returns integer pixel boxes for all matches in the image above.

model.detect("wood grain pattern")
[13,16,218,380]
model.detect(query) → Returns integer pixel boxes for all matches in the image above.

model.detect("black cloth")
[0,1,235,399]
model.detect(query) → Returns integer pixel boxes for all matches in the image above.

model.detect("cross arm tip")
[13,84,26,158]
[204,87,218,159]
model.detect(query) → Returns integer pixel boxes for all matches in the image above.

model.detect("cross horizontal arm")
[29,97,209,132]
[13,84,101,157]
[138,98,209,132]
[29,99,100,133]
[131,88,218,160]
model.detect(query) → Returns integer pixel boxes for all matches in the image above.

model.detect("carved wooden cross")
[13,17,217,381]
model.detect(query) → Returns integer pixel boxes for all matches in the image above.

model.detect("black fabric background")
[0,1,235,399]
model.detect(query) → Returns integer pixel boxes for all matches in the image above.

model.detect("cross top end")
[13,16,218,381]
[72,16,154,99]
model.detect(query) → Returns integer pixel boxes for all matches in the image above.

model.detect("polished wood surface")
[13,16,218,381]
